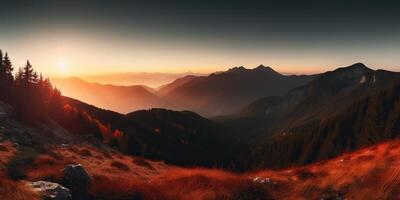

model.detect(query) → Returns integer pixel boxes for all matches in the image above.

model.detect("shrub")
[295,168,315,180]
[0,144,9,152]
[6,148,38,180]
[79,149,93,157]
[110,161,130,172]
[132,158,154,169]
[33,155,56,166]
[356,155,375,162]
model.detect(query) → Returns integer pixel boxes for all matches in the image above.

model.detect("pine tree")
[0,51,14,101]
[0,50,3,69]
[3,53,13,78]
[22,60,38,85]
[14,67,24,86]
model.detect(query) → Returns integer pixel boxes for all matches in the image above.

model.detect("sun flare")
[56,61,68,74]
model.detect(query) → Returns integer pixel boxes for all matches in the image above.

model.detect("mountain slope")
[62,97,237,167]
[2,106,399,200]
[124,109,236,165]
[250,139,400,199]
[241,63,400,168]
[52,77,165,113]
[157,75,197,95]
[162,65,315,116]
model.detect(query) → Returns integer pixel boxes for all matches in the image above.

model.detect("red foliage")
[88,174,161,200]
[25,154,68,181]
[112,129,124,138]
[0,177,41,200]
[63,104,75,114]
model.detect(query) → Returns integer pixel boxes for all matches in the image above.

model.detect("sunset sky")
[1,0,400,77]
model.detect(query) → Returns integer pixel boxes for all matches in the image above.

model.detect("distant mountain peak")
[227,66,247,73]
[253,65,279,73]
[348,62,370,70]
[224,65,280,75]
[332,63,373,77]
[255,64,268,70]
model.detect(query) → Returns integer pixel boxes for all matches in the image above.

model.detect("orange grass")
[249,139,400,199]
[2,140,400,200]
[0,176,40,200]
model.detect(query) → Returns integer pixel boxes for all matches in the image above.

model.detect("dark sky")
[1,0,399,75]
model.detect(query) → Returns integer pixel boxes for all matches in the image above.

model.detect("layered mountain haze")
[162,65,315,116]
[51,77,166,113]
[52,65,315,116]
[3,96,400,199]
[157,75,197,95]
[1,55,400,200]
[61,97,237,167]
[4,1,400,198]
[82,72,203,87]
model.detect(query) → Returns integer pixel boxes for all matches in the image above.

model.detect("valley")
[0,51,399,200]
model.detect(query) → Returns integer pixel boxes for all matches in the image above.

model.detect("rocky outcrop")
[61,164,92,199]
[27,181,71,200]
[252,176,278,185]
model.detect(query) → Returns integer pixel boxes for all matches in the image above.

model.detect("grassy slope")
[1,138,399,200]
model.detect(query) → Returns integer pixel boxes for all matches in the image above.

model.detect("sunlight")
[56,61,69,74]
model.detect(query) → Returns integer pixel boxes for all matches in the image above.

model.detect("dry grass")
[0,176,40,200]
[88,174,160,200]
[25,154,70,181]
[88,168,272,200]
[150,168,272,200]
[2,139,400,200]
[249,139,400,200]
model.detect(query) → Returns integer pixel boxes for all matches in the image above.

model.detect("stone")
[27,181,71,200]
[61,164,92,199]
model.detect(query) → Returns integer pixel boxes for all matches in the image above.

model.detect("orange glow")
[2,29,398,79]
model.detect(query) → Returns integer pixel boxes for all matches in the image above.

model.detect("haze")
[0,0,399,78]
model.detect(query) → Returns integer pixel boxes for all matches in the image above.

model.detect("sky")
[1,0,400,77]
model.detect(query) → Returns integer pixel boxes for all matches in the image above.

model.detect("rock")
[252,176,278,186]
[27,181,71,200]
[320,187,345,200]
[61,164,92,199]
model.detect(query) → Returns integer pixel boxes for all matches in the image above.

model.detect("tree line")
[0,49,123,144]
[0,50,63,124]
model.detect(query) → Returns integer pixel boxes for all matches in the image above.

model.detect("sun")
[57,61,69,74]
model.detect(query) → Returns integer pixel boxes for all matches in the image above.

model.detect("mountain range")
[53,63,400,170]
[2,61,400,199]
[52,65,315,116]
[224,63,400,168]
[51,77,166,113]
[81,71,203,87]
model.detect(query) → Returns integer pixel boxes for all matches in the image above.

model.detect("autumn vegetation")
[1,134,400,200]
[1,49,400,199]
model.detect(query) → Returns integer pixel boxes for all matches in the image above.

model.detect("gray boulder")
[27,181,71,200]
[61,164,92,199]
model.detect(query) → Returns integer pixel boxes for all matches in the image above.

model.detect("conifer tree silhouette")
[0,51,14,100]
